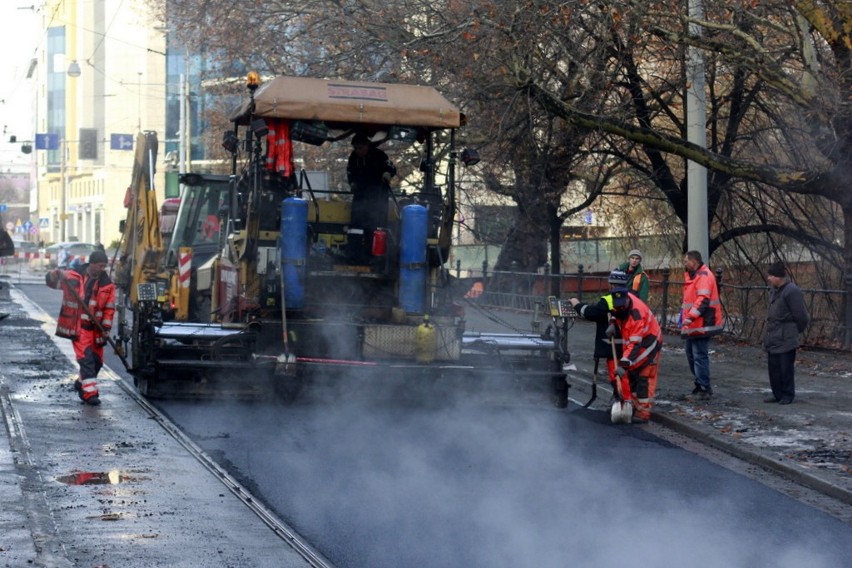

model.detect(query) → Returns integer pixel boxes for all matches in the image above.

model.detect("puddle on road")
[57,470,124,485]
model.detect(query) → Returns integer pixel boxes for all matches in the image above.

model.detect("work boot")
[691,384,712,400]
[85,395,101,406]
[73,379,86,401]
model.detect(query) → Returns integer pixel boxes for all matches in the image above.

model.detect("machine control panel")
[547,296,578,319]
[137,283,158,302]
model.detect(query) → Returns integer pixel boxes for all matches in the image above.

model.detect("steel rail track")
[103,365,335,568]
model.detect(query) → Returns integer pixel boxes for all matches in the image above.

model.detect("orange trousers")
[608,356,659,420]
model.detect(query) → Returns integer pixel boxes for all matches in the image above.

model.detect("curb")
[651,410,852,507]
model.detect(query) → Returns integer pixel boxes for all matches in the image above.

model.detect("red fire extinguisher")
[372,228,387,257]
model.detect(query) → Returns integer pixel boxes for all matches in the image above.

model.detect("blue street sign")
[22,221,32,230]
[35,133,60,150]
[110,134,134,150]
[0,204,6,212]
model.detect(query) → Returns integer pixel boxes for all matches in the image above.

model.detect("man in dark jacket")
[763,261,809,405]
[0,227,13,321]
[0,226,13,258]
[568,269,630,401]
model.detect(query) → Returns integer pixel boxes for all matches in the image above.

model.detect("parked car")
[44,242,100,269]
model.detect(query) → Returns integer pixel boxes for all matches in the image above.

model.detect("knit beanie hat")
[89,250,109,264]
[628,249,642,260]
[767,261,787,278]
[608,269,629,286]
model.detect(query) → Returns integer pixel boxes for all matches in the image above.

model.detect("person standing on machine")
[346,133,396,262]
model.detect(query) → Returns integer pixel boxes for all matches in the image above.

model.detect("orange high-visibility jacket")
[681,264,722,337]
[618,296,662,370]
[47,267,116,340]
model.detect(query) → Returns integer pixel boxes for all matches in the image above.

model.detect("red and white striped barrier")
[5,252,116,267]
[178,250,192,288]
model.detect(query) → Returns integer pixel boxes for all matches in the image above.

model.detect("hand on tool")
[605,323,617,338]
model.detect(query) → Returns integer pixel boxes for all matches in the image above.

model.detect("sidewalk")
[462,303,852,509]
[0,281,318,567]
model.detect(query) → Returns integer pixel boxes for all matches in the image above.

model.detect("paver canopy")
[229,76,463,129]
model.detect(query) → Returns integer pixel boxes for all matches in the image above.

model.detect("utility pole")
[686,0,708,259]
[60,138,67,242]
[137,72,143,132]
[179,73,186,178]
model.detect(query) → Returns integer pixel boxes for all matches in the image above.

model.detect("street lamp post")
[60,138,67,242]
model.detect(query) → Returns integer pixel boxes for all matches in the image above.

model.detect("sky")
[0,3,39,171]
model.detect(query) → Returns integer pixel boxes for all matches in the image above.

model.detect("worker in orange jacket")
[608,288,662,423]
[46,250,115,406]
[681,250,722,399]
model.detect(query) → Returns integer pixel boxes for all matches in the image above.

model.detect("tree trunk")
[843,205,852,348]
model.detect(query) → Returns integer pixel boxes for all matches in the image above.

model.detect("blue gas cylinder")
[399,204,428,313]
[280,197,308,308]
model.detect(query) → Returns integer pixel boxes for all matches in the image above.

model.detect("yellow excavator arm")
[115,131,166,304]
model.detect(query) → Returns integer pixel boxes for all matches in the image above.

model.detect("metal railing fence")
[456,264,850,351]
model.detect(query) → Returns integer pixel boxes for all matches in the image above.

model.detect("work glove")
[95,334,107,347]
[605,323,617,338]
[619,357,632,368]
[615,366,626,378]
[682,318,693,327]
[382,171,392,183]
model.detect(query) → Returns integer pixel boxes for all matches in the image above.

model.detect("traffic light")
[79,128,98,160]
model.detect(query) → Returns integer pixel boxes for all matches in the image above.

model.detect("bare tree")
[505,1,849,344]
[158,1,850,337]
[160,1,621,278]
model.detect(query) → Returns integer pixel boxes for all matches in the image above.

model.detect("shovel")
[609,327,632,424]
[581,357,599,408]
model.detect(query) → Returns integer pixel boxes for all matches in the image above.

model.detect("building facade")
[33,0,168,247]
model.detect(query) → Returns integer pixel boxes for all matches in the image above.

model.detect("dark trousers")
[767,349,797,401]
